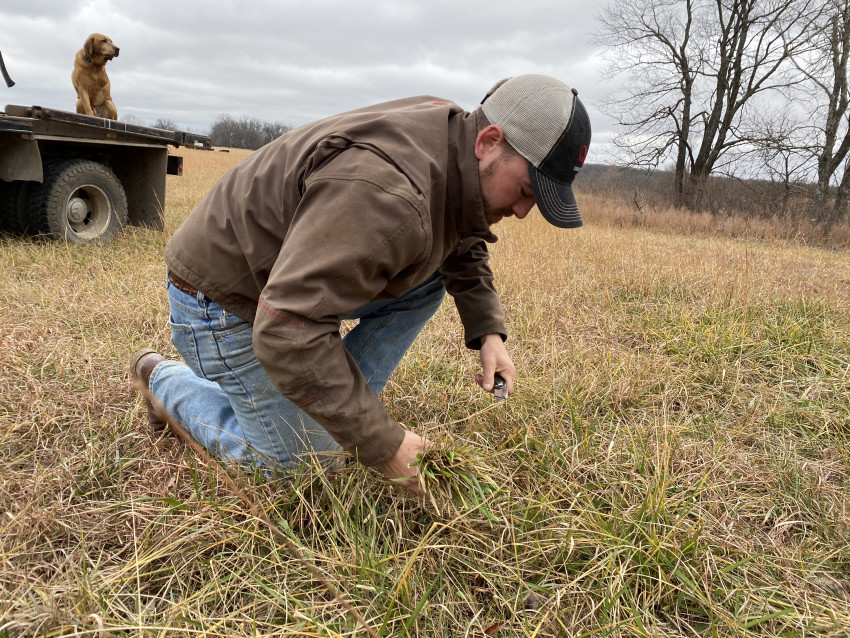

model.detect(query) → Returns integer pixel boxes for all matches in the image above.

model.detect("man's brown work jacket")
[164,96,505,466]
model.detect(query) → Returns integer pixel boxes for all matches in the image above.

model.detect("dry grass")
[1,147,849,636]
[579,191,850,248]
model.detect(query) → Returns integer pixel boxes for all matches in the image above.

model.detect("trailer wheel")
[33,159,128,244]
[0,180,34,235]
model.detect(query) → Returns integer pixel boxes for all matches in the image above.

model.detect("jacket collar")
[449,109,498,243]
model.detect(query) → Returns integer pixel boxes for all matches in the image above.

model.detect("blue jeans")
[149,272,446,470]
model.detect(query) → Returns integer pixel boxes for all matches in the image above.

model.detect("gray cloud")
[1,0,614,157]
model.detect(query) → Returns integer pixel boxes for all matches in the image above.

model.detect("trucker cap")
[480,75,591,228]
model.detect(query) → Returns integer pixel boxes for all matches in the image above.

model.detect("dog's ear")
[84,35,96,55]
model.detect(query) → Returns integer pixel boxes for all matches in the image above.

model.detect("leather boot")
[130,348,168,431]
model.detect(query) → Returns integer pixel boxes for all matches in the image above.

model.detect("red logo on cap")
[578,145,588,164]
[432,102,447,105]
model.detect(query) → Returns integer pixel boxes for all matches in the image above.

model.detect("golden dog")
[71,33,120,119]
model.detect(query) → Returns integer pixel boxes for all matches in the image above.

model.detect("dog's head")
[83,33,120,63]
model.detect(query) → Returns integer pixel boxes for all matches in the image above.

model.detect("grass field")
[1,147,849,637]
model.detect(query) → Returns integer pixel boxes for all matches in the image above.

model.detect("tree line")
[596,0,850,227]
[121,114,291,151]
[207,114,291,150]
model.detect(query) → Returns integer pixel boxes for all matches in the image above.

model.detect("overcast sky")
[1,0,616,159]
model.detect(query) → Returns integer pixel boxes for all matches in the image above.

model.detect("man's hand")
[379,429,430,495]
[475,333,516,398]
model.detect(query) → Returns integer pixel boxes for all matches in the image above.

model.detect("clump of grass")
[413,443,504,518]
[1,148,849,636]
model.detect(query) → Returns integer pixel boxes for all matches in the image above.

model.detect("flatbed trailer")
[0,103,211,244]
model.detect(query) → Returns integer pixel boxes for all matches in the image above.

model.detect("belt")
[168,271,200,297]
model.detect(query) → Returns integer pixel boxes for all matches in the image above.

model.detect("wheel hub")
[67,197,89,224]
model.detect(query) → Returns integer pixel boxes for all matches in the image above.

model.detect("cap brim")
[529,161,583,228]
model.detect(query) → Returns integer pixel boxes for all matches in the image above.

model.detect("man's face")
[478,141,537,226]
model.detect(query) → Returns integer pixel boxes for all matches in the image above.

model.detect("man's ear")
[474,125,506,160]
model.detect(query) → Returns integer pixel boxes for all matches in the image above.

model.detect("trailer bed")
[1,104,211,149]
[1,104,211,243]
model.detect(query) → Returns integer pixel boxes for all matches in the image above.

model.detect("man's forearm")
[252,310,405,466]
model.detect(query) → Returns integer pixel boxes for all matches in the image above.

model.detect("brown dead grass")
[0,147,848,636]
[579,191,850,248]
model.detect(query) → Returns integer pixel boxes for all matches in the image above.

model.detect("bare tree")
[833,157,850,216]
[750,109,811,218]
[152,117,178,130]
[789,0,850,224]
[210,114,291,150]
[595,0,823,209]
[595,0,697,206]
[120,114,145,126]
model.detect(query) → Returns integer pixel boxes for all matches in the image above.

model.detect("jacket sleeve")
[251,151,429,466]
[439,238,507,350]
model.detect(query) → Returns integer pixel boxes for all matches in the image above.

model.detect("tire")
[0,180,34,236]
[32,159,128,244]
